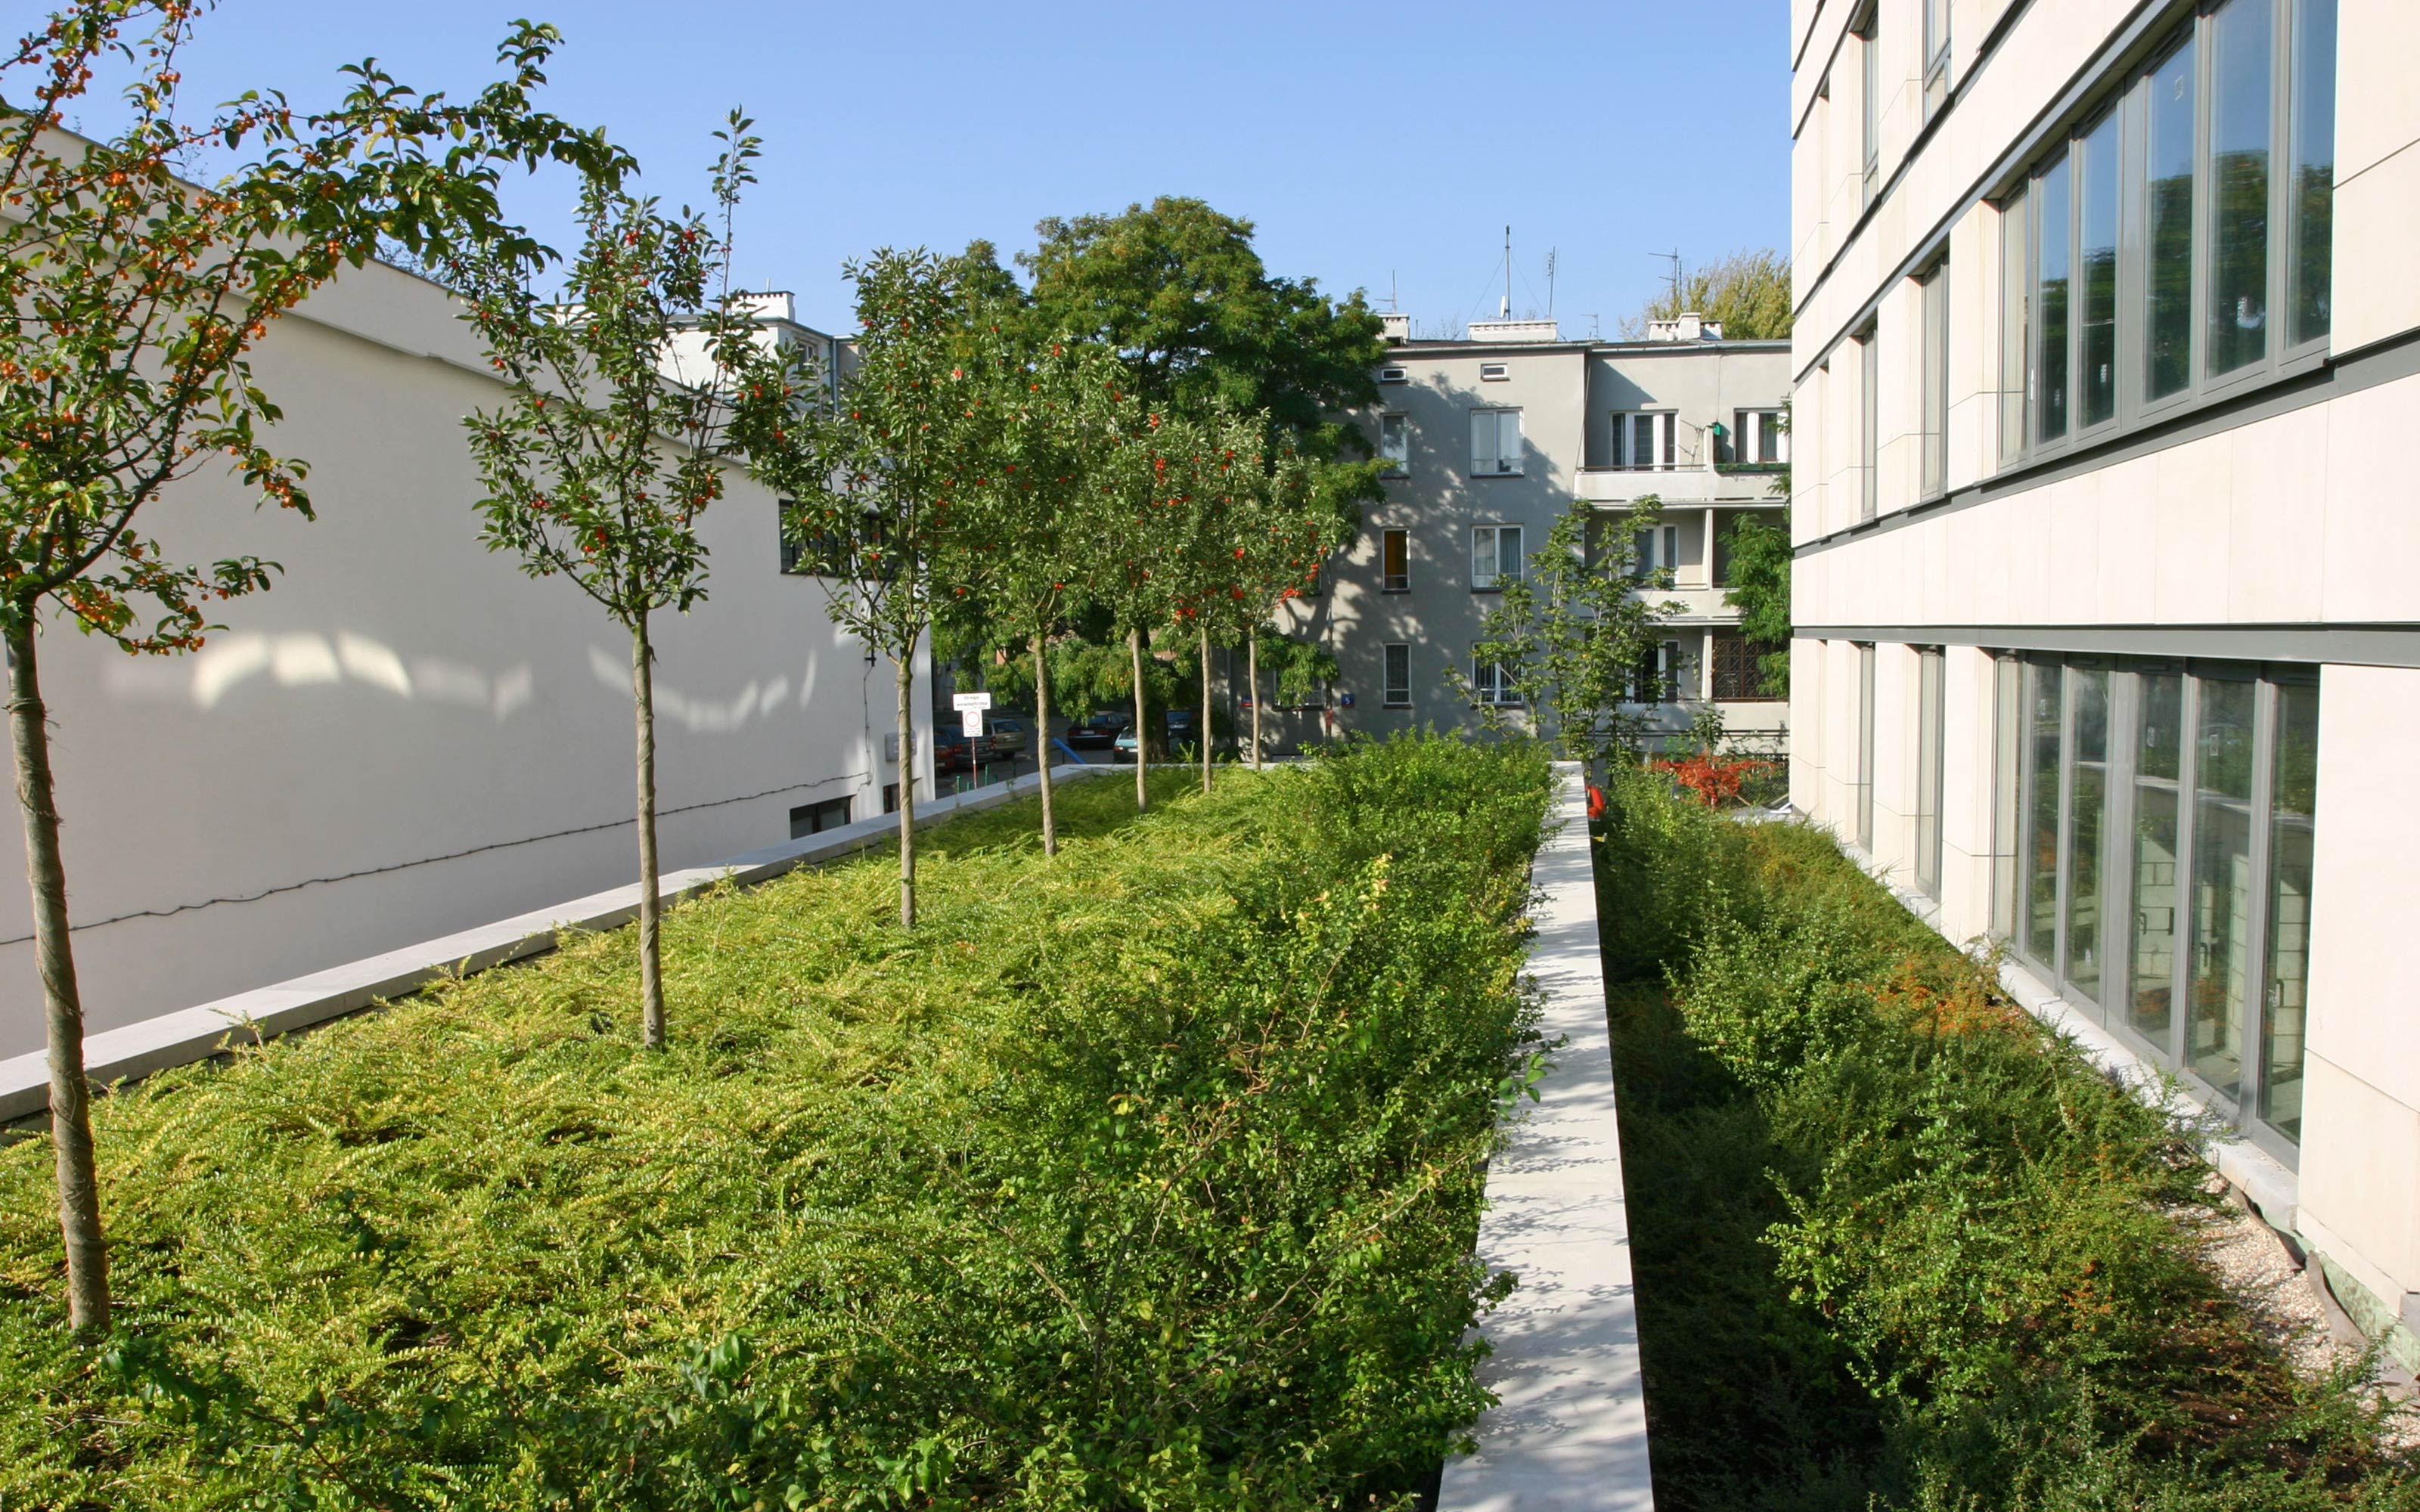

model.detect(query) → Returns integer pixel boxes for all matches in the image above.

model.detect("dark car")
[1066,712,1128,748]
[932,730,995,773]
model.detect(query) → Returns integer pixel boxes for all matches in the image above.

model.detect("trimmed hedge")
[1596,770,2418,1511]
[0,736,1552,1510]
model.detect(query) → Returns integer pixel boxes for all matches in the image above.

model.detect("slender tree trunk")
[1128,624,1148,813]
[631,614,666,1051]
[6,620,107,1334]
[1199,622,1212,794]
[1033,633,1056,857]
[895,649,917,927]
[1248,626,1262,770]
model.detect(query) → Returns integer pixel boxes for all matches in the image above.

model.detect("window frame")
[1471,653,1522,706]
[1470,522,1523,591]
[1382,643,1413,708]
[1855,642,1877,847]
[1381,526,1410,593]
[1919,259,1950,499]
[1612,409,1678,471]
[1916,646,1947,896]
[1923,0,1952,120]
[1857,324,1879,522]
[1469,406,1523,477]
[1996,0,2334,476]
[1859,5,1881,211]
[1378,412,1410,477]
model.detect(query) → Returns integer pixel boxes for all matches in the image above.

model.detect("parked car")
[986,717,1031,758]
[1066,711,1128,748]
[932,730,995,773]
[1111,725,1140,763]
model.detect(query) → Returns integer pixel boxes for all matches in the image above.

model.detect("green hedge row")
[0,736,1553,1510]
[1596,770,2418,1511]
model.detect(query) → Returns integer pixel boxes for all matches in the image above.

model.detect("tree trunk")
[1128,624,1148,813]
[631,614,666,1051]
[895,649,918,927]
[1033,633,1056,857]
[1199,621,1212,794]
[6,620,108,1334]
[1248,626,1262,770]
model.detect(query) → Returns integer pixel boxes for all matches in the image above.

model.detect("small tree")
[1460,498,1681,773]
[759,249,984,924]
[1233,442,1339,768]
[1078,396,1192,811]
[0,0,602,1334]
[450,116,767,1049]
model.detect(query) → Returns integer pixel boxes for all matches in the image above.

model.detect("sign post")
[951,690,993,738]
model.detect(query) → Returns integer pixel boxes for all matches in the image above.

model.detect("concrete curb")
[1438,761,1655,1511]
[0,764,1104,1122]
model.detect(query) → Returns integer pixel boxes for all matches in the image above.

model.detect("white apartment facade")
[1269,318,1792,751]
[1789,0,2418,1363]
[0,268,929,1061]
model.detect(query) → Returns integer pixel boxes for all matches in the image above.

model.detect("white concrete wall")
[0,259,927,1060]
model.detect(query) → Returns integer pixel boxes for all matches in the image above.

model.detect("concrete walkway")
[1437,761,1655,1510]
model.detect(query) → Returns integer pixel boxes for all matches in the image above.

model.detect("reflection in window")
[2189,677,2257,1100]
[2207,0,2273,378]
[2146,33,2197,401]
[1857,643,1877,849]
[2066,669,2110,1002]
[2024,662,2063,965]
[2077,113,2119,428]
[2131,674,2184,1045]
[1916,648,1945,897]
[2034,155,2071,442]
[2288,0,2337,346]
[2263,683,2318,1140]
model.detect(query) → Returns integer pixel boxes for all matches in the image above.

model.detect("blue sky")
[104,0,1792,336]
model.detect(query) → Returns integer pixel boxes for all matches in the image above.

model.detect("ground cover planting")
[0,736,1552,1509]
[1595,771,2418,1510]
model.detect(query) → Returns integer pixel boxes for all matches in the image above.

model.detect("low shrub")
[1596,768,2418,1511]
[0,734,1553,1510]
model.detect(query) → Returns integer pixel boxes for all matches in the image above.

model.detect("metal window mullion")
[2189,5,2213,401]
[2107,668,2142,1034]
[2169,669,2201,1067]
[2239,675,2279,1133]
[2053,659,2077,988]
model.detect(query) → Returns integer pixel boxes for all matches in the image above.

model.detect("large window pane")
[2288,0,2337,347]
[2146,33,2197,401]
[2261,682,2319,1142]
[2207,0,2273,378]
[2034,155,2071,442]
[1860,331,1879,520]
[1922,265,1948,494]
[2065,669,2110,1004]
[1857,643,1877,848]
[1916,649,1945,896]
[2024,662,2063,965]
[2131,673,2185,1046]
[2000,190,2029,462]
[2189,677,2257,1099]
[2077,113,2119,427]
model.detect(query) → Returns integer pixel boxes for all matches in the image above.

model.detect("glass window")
[1382,527,1409,591]
[1991,654,2021,940]
[2023,661,2064,966]
[2287,0,2336,347]
[1916,648,1945,896]
[2207,0,2273,378]
[2130,672,2185,1048]
[2000,191,2028,463]
[1924,0,1951,119]
[2145,32,2198,403]
[2261,680,2318,1140]
[1859,329,1879,520]
[2065,668,2110,1004]
[2077,111,2119,428]
[1472,654,1519,705]
[1861,10,1880,209]
[1922,262,1949,496]
[1470,408,1521,475]
[1382,643,1412,707]
[1379,413,1409,475]
[1471,524,1521,589]
[2034,152,2072,443]
[1857,643,1877,849]
[2188,676,2257,1101]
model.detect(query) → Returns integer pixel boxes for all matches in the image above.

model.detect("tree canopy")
[1621,249,1794,339]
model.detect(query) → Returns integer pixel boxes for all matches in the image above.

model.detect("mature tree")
[1022,196,1389,524]
[954,327,1118,854]
[451,116,765,1051]
[0,0,604,1336]
[1461,499,1682,772]
[756,249,985,925]
[1621,248,1794,339]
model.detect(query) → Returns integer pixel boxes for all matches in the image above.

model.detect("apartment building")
[1787,0,2418,1364]
[0,271,928,1061]
[1268,316,1792,751]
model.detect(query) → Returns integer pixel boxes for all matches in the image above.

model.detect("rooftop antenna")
[1500,225,1512,321]
[1583,311,1600,339]
[1652,249,1683,309]
[1545,248,1558,319]
[1388,270,1399,313]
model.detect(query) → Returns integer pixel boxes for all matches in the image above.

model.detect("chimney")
[734,290,796,324]
[1380,312,1411,344]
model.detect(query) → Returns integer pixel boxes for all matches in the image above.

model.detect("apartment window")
[1920,260,1949,497]
[790,796,853,839]
[1922,0,1951,119]
[1379,413,1409,476]
[1471,655,1520,705]
[1710,633,1782,702]
[1614,411,1677,470]
[2001,0,2335,469]
[1632,520,1681,584]
[1857,326,1879,522]
[1998,192,2028,463]
[1478,361,1509,381]
[1915,647,1946,896]
[1859,7,1880,211]
[1855,643,1876,848]
[883,782,900,814]
[1382,643,1412,708]
[1990,653,2022,940]
[1730,408,1787,466]
[1381,527,1410,592]
[1630,641,1680,705]
[1470,407,1522,476]
[2000,653,2318,1156]
[777,497,809,575]
[1470,524,1522,590]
